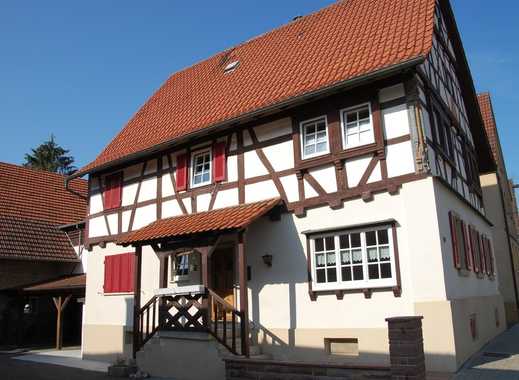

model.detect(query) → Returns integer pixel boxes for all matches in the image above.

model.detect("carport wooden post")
[132,245,143,359]
[52,294,71,350]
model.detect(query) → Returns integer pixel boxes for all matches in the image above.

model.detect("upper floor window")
[190,148,212,188]
[341,103,374,149]
[300,116,329,160]
[309,224,397,292]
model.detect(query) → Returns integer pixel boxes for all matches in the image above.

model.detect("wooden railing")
[207,288,247,356]
[136,295,159,352]
[135,288,248,357]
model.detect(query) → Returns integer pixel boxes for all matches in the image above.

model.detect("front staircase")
[134,288,270,380]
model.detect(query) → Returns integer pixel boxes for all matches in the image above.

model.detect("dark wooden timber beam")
[132,245,143,358]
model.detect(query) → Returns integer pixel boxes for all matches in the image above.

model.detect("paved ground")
[0,352,110,380]
[455,324,519,379]
[12,348,109,372]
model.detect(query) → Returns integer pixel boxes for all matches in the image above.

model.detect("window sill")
[103,292,134,296]
[309,285,400,301]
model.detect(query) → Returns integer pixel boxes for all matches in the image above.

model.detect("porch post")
[200,248,212,329]
[132,245,143,359]
[159,254,169,289]
[237,230,250,356]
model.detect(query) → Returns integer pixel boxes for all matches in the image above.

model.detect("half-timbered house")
[71,0,506,377]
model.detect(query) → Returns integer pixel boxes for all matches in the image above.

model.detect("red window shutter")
[176,154,188,191]
[470,227,479,273]
[104,255,114,293]
[483,237,493,276]
[128,254,135,292]
[213,142,227,182]
[103,173,122,210]
[104,253,135,293]
[461,221,472,271]
[479,234,487,275]
[449,211,461,269]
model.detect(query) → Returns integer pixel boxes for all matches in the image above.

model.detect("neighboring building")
[478,93,519,325]
[0,162,87,348]
[72,0,505,377]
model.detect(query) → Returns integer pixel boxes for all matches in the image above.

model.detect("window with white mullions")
[191,149,212,187]
[300,116,329,159]
[309,225,397,292]
[339,232,364,282]
[366,229,392,280]
[342,103,374,148]
[314,236,337,284]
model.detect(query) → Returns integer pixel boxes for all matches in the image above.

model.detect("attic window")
[224,60,239,73]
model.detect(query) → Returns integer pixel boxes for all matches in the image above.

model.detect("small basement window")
[324,338,359,356]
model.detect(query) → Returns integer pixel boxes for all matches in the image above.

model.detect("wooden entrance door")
[212,247,235,318]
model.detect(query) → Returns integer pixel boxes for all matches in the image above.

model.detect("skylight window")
[224,60,239,73]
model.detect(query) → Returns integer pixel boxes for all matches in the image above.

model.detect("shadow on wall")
[247,214,307,351]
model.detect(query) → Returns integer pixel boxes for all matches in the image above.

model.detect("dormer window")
[190,148,212,188]
[300,116,329,160]
[341,103,374,149]
[224,60,239,73]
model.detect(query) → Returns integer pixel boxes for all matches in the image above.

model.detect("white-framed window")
[190,148,212,188]
[170,252,190,282]
[309,225,397,291]
[300,116,330,159]
[340,103,375,149]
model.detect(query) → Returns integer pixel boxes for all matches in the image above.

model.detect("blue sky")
[0,1,516,186]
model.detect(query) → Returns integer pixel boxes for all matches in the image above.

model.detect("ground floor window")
[309,224,397,291]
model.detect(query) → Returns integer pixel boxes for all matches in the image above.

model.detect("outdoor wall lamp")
[262,254,273,267]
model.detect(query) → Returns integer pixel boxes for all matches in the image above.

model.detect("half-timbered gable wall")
[86,78,423,245]
[416,1,483,212]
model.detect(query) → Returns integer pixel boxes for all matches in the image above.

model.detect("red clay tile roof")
[0,162,87,225]
[0,215,79,262]
[79,0,436,175]
[477,93,500,166]
[22,273,86,292]
[118,198,281,245]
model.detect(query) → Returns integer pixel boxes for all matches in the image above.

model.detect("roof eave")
[69,56,426,180]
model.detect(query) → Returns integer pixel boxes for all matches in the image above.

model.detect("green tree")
[23,135,76,175]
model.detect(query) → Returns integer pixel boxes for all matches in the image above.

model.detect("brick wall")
[225,316,426,380]
[225,359,391,380]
